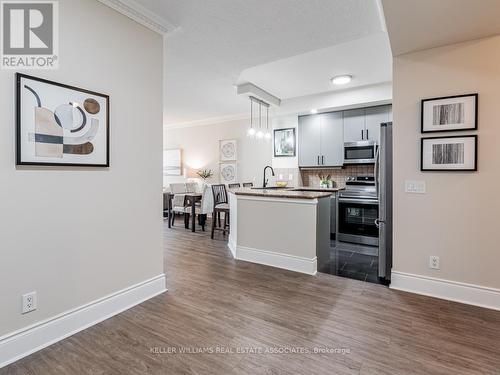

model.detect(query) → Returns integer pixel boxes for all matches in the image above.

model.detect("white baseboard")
[0,274,167,368]
[391,271,500,311]
[234,245,317,275]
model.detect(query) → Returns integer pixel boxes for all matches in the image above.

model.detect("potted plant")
[196,169,213,182]
[318,173,334,188]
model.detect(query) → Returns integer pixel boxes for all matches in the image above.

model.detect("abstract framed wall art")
[421,94,478,133]
[219,139,237,161]
[421,135,477,171]
[163,149,182,176]
[274,128,296,157]
[219,162,237,184]
[16,73,110,167]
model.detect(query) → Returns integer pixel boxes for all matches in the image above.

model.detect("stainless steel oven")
[337,176,379,246]
[344,141,377,164]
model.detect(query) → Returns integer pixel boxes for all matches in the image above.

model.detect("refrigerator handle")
[374,144,380,199]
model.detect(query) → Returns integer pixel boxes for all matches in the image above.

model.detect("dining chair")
[186,182,198,193]
[228,183,241,189]
[184,183,213,231]
[242,182,253,187]
[211,184,230,239]
[170,183,188,227]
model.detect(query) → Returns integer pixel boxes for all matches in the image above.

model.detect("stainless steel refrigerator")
[375,122,393,283]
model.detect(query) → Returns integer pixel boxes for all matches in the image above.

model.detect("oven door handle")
[339,198,379,204]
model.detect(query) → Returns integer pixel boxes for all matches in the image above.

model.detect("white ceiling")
[382,0,500,56]
[237,32,392,100]
[133,0,388,126]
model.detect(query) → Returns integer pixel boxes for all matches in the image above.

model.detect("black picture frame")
[421,93,478,133]
[16,73,110,167]
[421,135,477,172]
[273,128,296,157]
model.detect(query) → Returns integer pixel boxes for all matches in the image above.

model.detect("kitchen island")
[228,188,333,275]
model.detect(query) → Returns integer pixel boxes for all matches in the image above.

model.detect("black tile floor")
[318,241,383,284]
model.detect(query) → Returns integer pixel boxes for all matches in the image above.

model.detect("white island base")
[228,189,331,275]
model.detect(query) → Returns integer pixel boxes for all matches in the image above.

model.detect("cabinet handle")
[322,155,324,165]
[361,130,364,140]
[317,156,320,165]
[366,129,369,139]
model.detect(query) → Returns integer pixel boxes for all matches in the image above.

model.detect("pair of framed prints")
[420,93,478,172]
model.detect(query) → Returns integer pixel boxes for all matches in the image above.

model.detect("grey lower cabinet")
[298,112,344,167]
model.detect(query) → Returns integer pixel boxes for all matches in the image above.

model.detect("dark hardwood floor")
[3,219,500,374]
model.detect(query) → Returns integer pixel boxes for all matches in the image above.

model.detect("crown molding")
[97,0,177,35]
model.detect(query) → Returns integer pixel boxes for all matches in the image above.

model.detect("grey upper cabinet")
[298,105,391,167]
[298,115,321,167]
[365,106,389,144]
[298,112,343,167]
[344,105,391,143]
[319,112,343,167]
[343,108,366,143]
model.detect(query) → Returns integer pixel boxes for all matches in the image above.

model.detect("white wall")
[164,119,272,187]
[392,36,500,290]
[0,0,164,337]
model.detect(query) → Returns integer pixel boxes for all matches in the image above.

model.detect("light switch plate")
[405,180,426,194]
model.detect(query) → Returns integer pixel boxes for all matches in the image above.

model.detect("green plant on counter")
[196,169,213,180]
[318,173,334,188]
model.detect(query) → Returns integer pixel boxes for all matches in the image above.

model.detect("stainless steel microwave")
[343,141,377,164]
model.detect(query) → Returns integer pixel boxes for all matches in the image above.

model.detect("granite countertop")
[231,187,333,199]
[293,186,345,192]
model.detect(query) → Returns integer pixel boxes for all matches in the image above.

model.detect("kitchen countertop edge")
[231,188,334,200]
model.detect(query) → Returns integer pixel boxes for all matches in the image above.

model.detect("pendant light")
[256,99,264,139]
[247,97,256,137]
[264,105,271,141]
[247,96,271,141]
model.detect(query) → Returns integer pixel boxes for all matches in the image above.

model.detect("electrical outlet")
[429,256,440,270]
[288,174,293,181]
[22,291,37,314]
[405,180,426,194]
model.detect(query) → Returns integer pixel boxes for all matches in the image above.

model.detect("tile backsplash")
[300,165,374,188]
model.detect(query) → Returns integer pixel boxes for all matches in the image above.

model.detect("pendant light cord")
[250,98,253,129]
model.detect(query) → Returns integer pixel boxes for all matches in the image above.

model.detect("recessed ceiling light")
[331,75,352,85]
[310,109,318,114]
